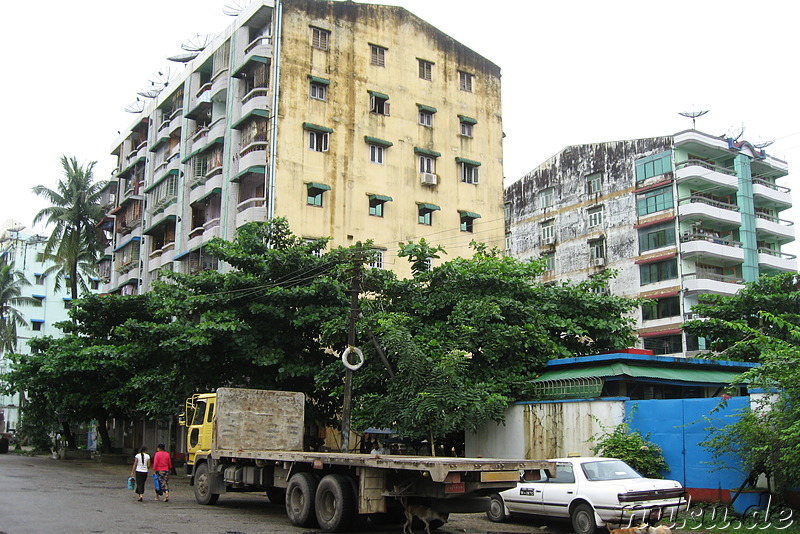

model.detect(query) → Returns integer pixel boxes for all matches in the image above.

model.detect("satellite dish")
[678,110,709,129]
[182,34,212,53]
[168,52,199,63]
[137,88,162,99]
[149,68,174,89]
[223,1,249,16]
[125,100,145,113]
[754,140,774,149]
[8,221,26,233]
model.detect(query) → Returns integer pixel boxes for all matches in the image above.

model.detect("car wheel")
[486,494,507,523]
[571,503,600,534]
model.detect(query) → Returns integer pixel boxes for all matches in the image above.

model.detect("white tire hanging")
[341,346,364,371]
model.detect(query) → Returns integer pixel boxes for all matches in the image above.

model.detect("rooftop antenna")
[223,1,249,16]
[181,34,212,53]
[678,109,709,130]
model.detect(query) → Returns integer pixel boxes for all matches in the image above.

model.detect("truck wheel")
[286,472,318,527]
[571,503,600,534]
[194,463,219,505]
[315,474,356,532]
[266,487,286,505]
[486,494,507,522]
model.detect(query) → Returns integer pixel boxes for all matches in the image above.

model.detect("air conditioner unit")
[543,237,555,245]
[592,257,605,266]
[685,313,699,321]
[420,172,438,185]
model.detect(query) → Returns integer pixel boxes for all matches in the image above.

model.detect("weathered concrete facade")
[102,0,505,293]
[506,130,795,357]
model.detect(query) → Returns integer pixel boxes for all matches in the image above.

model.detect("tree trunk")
[429,430,436,457]
[97,415,112,453]
[61,421,77,450]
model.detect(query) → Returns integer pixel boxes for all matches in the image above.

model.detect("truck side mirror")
[178,413,186,426]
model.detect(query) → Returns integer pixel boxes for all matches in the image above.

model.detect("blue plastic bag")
[127,476,135,490]
[152,473,161,492]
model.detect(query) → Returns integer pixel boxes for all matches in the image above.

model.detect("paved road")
[0,452,564,534]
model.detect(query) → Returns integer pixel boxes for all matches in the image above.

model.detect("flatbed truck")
[182,388,553,532]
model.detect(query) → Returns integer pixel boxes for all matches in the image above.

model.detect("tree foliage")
[589,418,669,479]
[0,263,40,353]
[684,272,800,362]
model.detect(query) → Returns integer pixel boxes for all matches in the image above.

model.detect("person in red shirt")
[152,443,174,502]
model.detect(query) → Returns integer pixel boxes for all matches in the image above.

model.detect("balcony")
[758,247,798,272]
[168,108,183,136]
[752,176,792,210]
[682,272,743,296]
[147,242,175,271]
[241,88,270,119]
[208,116,226,142]
[679,232,744,266]
[675,160,738,194]
[677,196,741,229]
[239,142,267,170]
[211,68,229,102]
[234,36,273,77]
[755,213,795,242]
[236,196,267,228]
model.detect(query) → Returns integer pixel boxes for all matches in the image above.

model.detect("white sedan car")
[487,457,684,534]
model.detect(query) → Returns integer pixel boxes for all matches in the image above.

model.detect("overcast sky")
[3,0,799,253]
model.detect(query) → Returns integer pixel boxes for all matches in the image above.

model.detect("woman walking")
[130,446,151,502]
[152,443,173,502]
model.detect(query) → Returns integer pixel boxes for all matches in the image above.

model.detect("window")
[643,334,683,356]
[311,27,329,50]
[31,320,43,332]
[540,188,554,209]
[640,259,678,284]
[459,211,480,233]
[418,59,433,81]
[369,195,391,217]
[459,115,476,137]
[548,462,576,484]
[192,155,208,178]
[458,70,473,92]
[90,279,100,290]
[308,131,329,152]
[635,151,672,182]
[642,296,680,321]
[419,110,433,127]
[587,207,603,228]
[459,161,480,184]
[419,156,435,174]
[307,183,330,207]
[543,253,555,272]
[587,172,602,195]
[36,252,45,262]
[639,221,676,253]
[541,220,555,243]
[309,81,327,101]
[418,203,440,225]
[370,44,386,66]
[590,239,605,260]
[369,250,384,269]
[34,273,45,285]
[369,92,390,115]
[369,144,384,164]
[64,299,72,310]
[637,186,673,216]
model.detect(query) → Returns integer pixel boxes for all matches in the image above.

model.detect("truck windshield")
[191,399,207,426]
[581,460,643,481]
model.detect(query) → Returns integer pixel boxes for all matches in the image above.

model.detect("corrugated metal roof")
[532,363,746,385]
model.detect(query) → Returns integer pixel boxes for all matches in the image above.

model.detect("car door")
[539,462,578,518]
[502,469,546,515]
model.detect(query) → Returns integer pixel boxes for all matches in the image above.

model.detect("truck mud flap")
[209,469,227,494]
[432,497,490,514]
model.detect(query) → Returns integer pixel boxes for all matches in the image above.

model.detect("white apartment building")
[505,129,796,357]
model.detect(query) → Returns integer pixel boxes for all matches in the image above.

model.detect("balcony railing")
[675,159,736,176]
[148,241,175,260]
[204,217,221,231]
[240,141,267,156]
[116,259,139,274]
[196,82,212,99]
[237,197,266,212]
[752,177,791,194]
[683,271,744,284]
[245,35,272,55]
[678,195,740,211]
[189,226,204,239]
[756,212,794,226]
[192,125,209,142]
[758,247,797,260]
[242,87,269,105]
[680,232,742,248]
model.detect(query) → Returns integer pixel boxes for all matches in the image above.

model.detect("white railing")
[237,197,266,212]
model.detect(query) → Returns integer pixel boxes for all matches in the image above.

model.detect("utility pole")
[340,243,363,452]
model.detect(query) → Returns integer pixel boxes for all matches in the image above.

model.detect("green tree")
[684,272,800,362]
[0,263,39,353]
[589,419,669,478]
[349,242,639,449]
[32,156,107,300]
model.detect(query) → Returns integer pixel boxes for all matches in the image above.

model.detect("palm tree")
[33,156,107,300]
[0,263,39,354]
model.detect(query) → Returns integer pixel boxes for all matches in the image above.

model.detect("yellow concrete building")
[102,0,504,293]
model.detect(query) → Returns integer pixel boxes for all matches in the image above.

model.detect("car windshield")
[581,460,643,481]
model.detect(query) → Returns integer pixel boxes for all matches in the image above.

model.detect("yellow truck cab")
[182,392,216,472]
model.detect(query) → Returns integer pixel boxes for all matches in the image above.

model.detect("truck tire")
[571,503,600,534]
[286,472,318,527]
[315,474,356,532]
[486,494,507,522]
[194,463,220,505]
